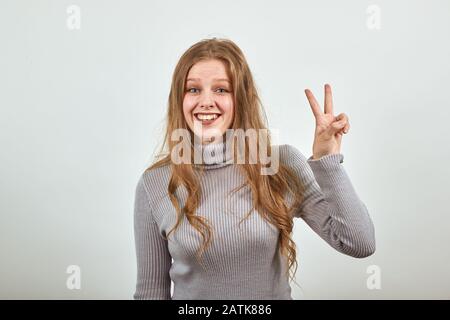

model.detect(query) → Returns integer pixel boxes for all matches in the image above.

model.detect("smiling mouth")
[193,112,222,124]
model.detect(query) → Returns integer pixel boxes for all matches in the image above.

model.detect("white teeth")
[196,113,219,121]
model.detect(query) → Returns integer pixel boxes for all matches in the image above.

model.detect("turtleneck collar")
[192,134,234,170]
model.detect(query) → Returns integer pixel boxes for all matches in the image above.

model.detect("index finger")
[304,89,322,118]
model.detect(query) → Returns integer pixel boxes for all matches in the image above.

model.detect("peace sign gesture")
[304,84,350,160]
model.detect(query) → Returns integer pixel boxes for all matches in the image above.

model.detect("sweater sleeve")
[133,174,172,299]
[284,145,376,258]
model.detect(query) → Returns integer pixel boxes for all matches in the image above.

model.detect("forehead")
[187,59,230,81]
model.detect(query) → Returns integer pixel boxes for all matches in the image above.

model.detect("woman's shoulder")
[135,162,172,207]
[276,143,310,166]
[142,161,172,183]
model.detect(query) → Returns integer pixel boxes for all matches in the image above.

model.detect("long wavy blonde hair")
[146,37,306,283]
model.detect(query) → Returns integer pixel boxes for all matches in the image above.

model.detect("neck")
[192,134,234,170]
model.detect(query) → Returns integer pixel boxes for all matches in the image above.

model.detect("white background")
[1,0,449,299]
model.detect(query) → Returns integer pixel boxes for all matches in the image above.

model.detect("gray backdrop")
[1,0,449,299]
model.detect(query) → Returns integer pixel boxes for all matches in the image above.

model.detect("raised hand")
[304,84,350,160]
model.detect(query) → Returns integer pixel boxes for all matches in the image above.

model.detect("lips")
[194,112,222,121]
[193,112,221,117]
[193,112,222,125]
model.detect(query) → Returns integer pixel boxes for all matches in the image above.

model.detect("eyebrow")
[186,78,230,83]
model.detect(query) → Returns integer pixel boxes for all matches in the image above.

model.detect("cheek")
[219,97,234,117]
[221,98,234,122]
[182,97,195,119]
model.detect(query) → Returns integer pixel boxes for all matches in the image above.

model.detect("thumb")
[329,120,346,135]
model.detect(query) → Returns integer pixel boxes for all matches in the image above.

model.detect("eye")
[187,88,199,93]
[216,88,229,93]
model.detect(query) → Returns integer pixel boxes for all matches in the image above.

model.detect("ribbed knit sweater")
[133,139,376,300]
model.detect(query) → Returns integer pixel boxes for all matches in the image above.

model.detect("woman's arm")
[133,174,172,299]
[283,144,376,258]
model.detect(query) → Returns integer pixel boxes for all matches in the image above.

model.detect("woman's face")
[183,59,234,144]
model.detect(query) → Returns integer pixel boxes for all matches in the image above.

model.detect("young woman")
[133,37,375,300]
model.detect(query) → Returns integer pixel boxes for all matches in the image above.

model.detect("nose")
[199,90,214,109]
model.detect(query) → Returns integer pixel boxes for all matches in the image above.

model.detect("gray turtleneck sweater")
[133,139,376,300]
